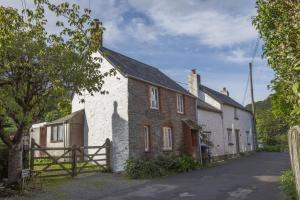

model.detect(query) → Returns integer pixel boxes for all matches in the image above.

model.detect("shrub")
[125,158,165,179]
[125,155,201,179]
[263,144,287,152]
[280,170,298,200]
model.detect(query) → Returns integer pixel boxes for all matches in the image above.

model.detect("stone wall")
[127,78,197,158]
[72,53,129,172]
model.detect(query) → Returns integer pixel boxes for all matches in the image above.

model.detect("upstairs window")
[234,108,239,120]
[162,127,172,150]
[150,86,159,110]
[51,124,64,142]
[144,126,150,152]
[177,94,184,114]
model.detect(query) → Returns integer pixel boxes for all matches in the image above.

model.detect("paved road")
[102,152,290,200]
[22,152,290,200]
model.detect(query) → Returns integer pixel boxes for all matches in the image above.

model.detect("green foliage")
[263,144,287,152]
[0,1,115,147]
[247,96,289,145]
[125,155,202,179]
[280,170,298,200]
[253,0,300,126]
[45,98,71,122]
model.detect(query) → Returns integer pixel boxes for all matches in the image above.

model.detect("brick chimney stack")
[91,18,104,47]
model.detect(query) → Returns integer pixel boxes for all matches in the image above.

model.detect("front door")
[235,129,240,154]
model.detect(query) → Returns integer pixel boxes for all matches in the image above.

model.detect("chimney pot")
[192,69,196,74]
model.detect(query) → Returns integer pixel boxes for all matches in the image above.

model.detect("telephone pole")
[249,62,257,150]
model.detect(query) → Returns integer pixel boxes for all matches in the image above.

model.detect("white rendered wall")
[199,91,221,110]
[222,105,253,154]
[72,52,129,172]
[197,109,225,156]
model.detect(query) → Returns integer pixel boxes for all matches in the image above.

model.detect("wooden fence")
[29,138,111,178]
[288,126,300,198]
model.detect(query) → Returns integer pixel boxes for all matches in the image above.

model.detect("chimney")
[91,18,104,48]
[221,87,229,96]
[188,69,201,97]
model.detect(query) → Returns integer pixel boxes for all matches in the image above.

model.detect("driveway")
[20,152,290,200]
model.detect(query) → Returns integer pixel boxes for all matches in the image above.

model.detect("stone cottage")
[188,69,254,158]
[71,47,199,172]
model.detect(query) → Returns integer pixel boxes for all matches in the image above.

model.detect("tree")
[0,1,114,185]
[253,0,300,126]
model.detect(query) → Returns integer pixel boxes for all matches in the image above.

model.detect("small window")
[51,124,64,142]
[246,131,250,144]
[150,86,159,109]
[227,129,233,144]
[162,127,172,150]
[144,126,150,152]
[234,108,238,119]
[177,94,184,114]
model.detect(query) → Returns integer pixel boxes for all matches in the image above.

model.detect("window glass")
[57,124,64,141]
[227,129,232,143]
[177,94,184,113]
[144,126,149,151]
[163,127,172,150]
[51,126,58,141]
[150,86,159,109]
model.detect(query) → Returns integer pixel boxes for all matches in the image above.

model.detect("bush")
[280,170,298,200]
[125,155,201,179]
[263,144,287,152]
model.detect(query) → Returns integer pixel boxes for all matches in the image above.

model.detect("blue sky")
[1,0,274,105]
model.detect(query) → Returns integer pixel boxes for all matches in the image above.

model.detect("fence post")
[288,126,300,198]
[71,145,77,177]
[105,138,111,172]
[30,138,35,176]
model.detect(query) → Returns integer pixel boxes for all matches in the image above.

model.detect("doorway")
[235,129,240,154]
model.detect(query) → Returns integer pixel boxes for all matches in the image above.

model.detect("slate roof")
[197,99,222,113]
[46,109,84,125]
[101,47,191,96]
[199,85,250,112]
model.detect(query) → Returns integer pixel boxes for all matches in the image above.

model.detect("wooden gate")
[30,139,111,178]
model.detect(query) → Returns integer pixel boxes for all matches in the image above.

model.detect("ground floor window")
[51,124,64,142]
[162,127,172,150]
[144,126,150,152]
[227,128,233,144]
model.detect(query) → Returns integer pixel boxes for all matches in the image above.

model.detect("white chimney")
[188,69,201,97]
[221,87,229,96]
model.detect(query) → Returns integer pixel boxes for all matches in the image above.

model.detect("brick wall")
[128,78,197,158]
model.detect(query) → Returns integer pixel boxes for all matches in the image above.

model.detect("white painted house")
[188,69,254,158]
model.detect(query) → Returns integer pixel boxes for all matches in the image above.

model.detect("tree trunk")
[288,126,300,198]
[7,143,22,185]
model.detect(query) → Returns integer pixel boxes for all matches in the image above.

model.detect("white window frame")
[176,94,184,114]
[51,124,64,142]
[144,126,150,152]
[150,86,159,110]
[162,127,173,150]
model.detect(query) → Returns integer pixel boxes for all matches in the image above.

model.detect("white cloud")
[127,0,257,47]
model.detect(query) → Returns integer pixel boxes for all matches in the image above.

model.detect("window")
[176,94,184,114]
[51,124,64,142]
[227,129,233,144]
[246,131,250,144]
[144,126,150,152]
[234,108,238,119]
[162,127,172,150]
[150,86,159,109]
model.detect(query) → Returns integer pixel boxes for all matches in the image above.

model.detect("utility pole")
[249,62,257,150]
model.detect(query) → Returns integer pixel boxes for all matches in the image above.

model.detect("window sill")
[50,140,63,143]
[162,149,173,152]
[177,112,185,115]
[150,107,160,110]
